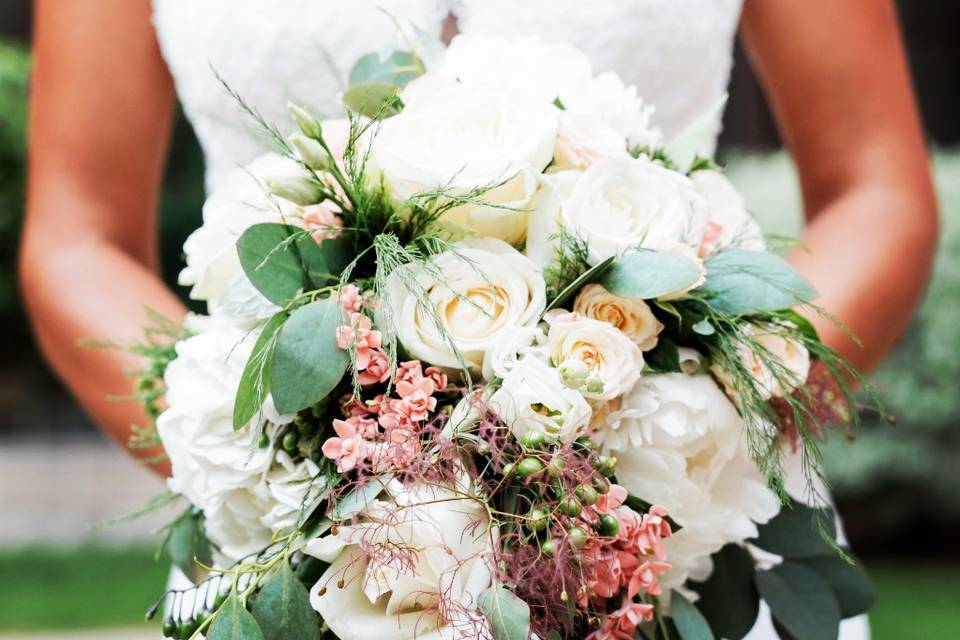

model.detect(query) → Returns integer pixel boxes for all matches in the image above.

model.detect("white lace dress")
[151,1,869,637]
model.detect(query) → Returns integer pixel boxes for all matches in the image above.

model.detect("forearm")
[790,182,937,373]
[21,235,185,475]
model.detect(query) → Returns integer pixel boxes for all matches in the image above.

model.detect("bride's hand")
[741,0,938,373]
[20,0,183,475]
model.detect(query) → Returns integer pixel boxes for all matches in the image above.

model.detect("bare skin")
[21,0,937,476]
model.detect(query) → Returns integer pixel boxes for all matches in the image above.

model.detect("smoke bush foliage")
[726,149,960,531]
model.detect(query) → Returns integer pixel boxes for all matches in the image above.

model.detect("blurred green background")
[1,3,958,638]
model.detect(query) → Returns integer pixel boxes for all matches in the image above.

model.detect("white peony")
[544,311,644,400]
[599,373,779,589]
[387,239,546,373]
[157,326,296,561]
[572,284,663,350]
[260,451,323,534]
[690,169,765,255]
[488,357,592,444]
[306,481,493,640]
[481,325,548,382]
[178,153,302,311]
[558,158,708,265]
[564,71,662,149]
[552,112,630,171]
[371,82,558,245]
[712,325,811,401]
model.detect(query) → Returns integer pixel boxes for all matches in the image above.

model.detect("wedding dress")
[151,1,869,637]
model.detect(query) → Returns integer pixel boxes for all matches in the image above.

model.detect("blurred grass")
[0,546,957,637]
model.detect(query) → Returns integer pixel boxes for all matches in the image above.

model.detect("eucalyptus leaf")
[168,510,212,577]
[349,50,421,87]
[751,499,837,558]
[689,544,759,640]
[477,585,531,640]
[600,250,703,300]
[342,83,402,119]
[233,312,288,429]
[756,562,841,640]
[208,595,265,640]
[703,250,817,315]
[269,299,349,414]
[671,591,715,640]
[237,223,340,306]
[692,319,715,336]
[544,255,615,312]
[252,564,321,640]
[797,551,876,618]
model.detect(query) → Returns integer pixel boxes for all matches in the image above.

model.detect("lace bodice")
[152,0,743,193]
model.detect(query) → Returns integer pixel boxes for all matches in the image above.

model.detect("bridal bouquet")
[137,33,875,640]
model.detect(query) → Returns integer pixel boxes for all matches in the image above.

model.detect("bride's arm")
[740,0,938,373]
[20,0,183,474]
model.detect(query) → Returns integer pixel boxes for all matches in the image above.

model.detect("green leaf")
[796,551,876,618]
[349,50,421,87]
[477,585,531,640]
[234,312,288,429]
[689,544,759,640]
[644,337,683,373]
[671,592,715,640]
[703,250,817,315]
[600,249,703,300]
[751,499,837,558]
[774,309,820,342]
[756,562,841,640]
[544,255,615,312]
[342,83,402,119]
[237,223,340,306]
[168,510,212,577]
[269,299,349,414]
[333,474,393,520]
[208,595,265,640]
[252,563,321,640]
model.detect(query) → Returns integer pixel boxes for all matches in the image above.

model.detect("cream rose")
[544,311,644,400]
[306,482,493,640]
[371,83,558,245]
[691,169,765,255]
[489,357,593,444]
[552,112,630,171]
[712,324,811,401]
[573,284,663,350]
[559,158,708,265]
[387,239,547,373]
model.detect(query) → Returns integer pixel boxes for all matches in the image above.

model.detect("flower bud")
[567,526,588,549]
[597,513,620,538]
[575,484,598,506]
[584,374,605,395]
[521,429,547,450]
[527,508,549,532]
[559,495,583,517]
[558,358,589,389]
[541,538,556,558]
[289,133,331,171]
[517,457,545,478]
[266,175,323,206]
[288,102,324,140]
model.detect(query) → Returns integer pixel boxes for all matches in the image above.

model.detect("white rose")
[488,357,592,444]
[545,311,644,400]
[690,169,765,255]
[306,482,493,640]
[178,153,302,310]
[157,325,295,561]
[573,283,663,350]
[387,239,546,373]
[552,112,629,171]
[409,34,594,107]
[481,325,548,382]
[371,83,558,245]
[565,71,663,149]
[712,324,811,401]
[559,158,708,265]
[523,170,582,270]
[601,373,779,589]
[260,451,323,535]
